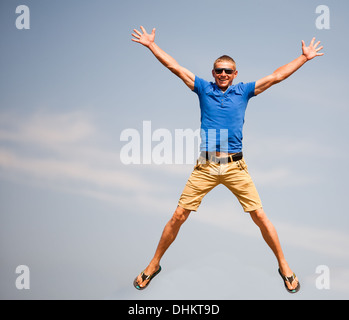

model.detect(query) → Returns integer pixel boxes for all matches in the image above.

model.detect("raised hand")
[131,26,156,48]
[302,37,324,61]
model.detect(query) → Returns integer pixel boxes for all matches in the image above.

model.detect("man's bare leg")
[135,206,191,288]
[249,208,299,291]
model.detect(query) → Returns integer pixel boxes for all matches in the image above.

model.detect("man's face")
[212,61,238,91]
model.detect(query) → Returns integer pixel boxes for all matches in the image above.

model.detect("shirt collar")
[212,82,236,94]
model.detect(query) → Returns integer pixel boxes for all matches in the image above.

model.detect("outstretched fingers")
[314,40,321,48]
[302,37,324,59]
[314,40,324,56]
[140,26,147,34]
[134,28,142,36]
[316,45,324,51]
[131,36,140,43]
[131,25,156,47]
[131,32,140,39]
[131,28,140,42]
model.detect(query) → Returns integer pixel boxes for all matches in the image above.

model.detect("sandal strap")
[279,268,296,283]
[283,272,296,284]
[140,271,151,281]
[141,266,162,281]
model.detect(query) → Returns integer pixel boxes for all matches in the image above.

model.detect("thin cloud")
[0,111,95,145]
[0,111,157,198]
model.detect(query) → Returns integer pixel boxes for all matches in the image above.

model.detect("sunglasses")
[214,68,235,75]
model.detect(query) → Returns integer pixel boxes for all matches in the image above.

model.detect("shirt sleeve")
[193,76,208,95]
[244,81,256,100]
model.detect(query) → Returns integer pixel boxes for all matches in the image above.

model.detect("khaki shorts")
[178,156,262,213]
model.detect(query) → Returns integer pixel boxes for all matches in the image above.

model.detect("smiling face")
[212,60,238,92]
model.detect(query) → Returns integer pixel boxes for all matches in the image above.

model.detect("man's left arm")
[254,38,324,96]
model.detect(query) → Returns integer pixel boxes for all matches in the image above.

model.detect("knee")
[171,206,191,225]
[250,208,269,226]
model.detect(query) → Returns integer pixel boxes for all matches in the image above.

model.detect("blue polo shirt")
[193,76,256,153]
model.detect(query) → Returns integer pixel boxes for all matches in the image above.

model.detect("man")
[131,26,324,293]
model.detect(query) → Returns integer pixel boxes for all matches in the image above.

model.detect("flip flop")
[278,268,300,294]
[133,266,162,290]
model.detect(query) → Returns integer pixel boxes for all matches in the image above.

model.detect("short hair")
[213,55,236,69]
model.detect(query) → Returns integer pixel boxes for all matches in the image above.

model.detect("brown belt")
[200,151,243,163]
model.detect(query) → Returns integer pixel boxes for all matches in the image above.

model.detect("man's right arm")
[132,26,195,91]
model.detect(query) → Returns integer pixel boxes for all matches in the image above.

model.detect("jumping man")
[131,26,324,293]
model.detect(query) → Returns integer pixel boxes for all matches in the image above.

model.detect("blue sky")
[1,0,349,299]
